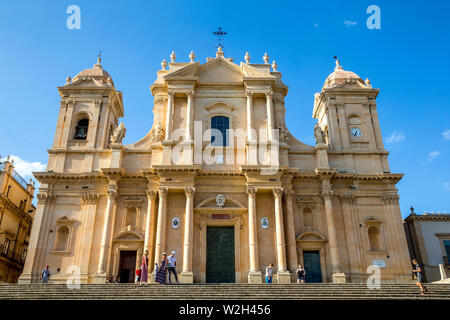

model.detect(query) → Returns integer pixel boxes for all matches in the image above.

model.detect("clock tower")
[312,59,390,174]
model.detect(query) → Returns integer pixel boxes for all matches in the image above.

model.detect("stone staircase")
[1,283,450,300]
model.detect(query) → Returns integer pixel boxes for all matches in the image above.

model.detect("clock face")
[350,127,362,138]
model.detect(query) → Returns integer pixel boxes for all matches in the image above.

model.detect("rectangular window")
[444,240,450,259]
[2,239,10,255]
[211,116,229,146]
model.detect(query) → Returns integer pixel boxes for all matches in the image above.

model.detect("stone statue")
[314,123,327,145]
[151,122,164,142]
[110,122,126,144]
[278,124,289,144]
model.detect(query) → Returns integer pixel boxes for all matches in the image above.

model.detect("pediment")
[65,76,109,88]
[196,59,244,83]
[55,215,76,225]
[297,231,327,242]
[114,230,143,241]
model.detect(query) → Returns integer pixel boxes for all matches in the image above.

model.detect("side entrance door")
[206,226,235,283]
[303,251,322,283]
[118,250,137,283]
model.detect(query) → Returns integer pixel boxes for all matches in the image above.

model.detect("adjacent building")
[20,48,411,284]
[0,157,35,282]
[403,208,450,282]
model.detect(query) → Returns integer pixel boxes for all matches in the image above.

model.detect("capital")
[146,189,157,200]
[272,187,283,199]
[265,90,273,98]
[81,193,99,204]
[158,187,168,198]
[321,189,333,200]
[246,187,257,198]
[245,91,253,98]
[37,193,56,204]
[167,90,175,97]
[184,187,196,198]
[186,90,194,97]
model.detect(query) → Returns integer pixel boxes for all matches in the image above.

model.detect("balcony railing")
[12,170,28,190]
[0,243,25,266]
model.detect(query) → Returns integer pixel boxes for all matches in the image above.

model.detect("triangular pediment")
[196,58,244,83]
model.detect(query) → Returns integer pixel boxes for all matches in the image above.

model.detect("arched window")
[54,226,70,251]
[368,227,382,251]
[211,116,229,146]
[74,118,89,140]
[125,207,137,227]
[303,207,314,227]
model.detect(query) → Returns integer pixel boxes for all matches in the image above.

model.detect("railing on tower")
[12,170,28,189]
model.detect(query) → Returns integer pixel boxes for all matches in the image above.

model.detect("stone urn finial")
[170,51,176,62]
[216,46,224,57]
[161,58,168,70]
[365,77,371,86]
[189,51,195,62]
[244,52,250,63]
[66,76,71,84]
[263,52,269,64]
[271,60,278,71]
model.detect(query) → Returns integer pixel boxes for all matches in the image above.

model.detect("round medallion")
[261,217,269,229]
[172,217,180,229]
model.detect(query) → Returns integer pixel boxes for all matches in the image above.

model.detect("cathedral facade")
[19,48,411,284]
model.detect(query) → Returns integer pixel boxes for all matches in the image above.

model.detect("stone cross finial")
[244,52,250,63]
[263,52,269,64]
[189,51,195,62]
[161,58,167,70]
[170,51,176,62]
[271,60,278,71]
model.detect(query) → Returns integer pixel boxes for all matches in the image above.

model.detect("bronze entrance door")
[303,251,322,283]
[206,226,235,283]
[118,250,137,283]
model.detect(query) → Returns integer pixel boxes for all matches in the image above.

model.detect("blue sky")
[0,1,449,217]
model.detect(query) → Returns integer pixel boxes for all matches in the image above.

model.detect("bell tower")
[313,59,389,173]
[48,55,124,173]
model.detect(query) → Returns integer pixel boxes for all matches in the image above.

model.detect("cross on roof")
[213,27,227,49]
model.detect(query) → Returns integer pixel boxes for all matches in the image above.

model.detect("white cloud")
[386,132,405,144]
[427,150,442,162]
[1,155,46,178]
[443,129,450,140]
[344,20,357,27]
[443,182,450,192]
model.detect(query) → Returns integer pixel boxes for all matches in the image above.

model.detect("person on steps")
[412,258,428,295]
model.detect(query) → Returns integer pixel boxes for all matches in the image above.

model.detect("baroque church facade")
[19,48,411,284]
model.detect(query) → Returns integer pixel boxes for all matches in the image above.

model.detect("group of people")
[265,264,306,283]
[134,250,178,285]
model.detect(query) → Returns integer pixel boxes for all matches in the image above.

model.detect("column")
[273,187,290,283]
[246,91,254,141]
[144,190,156,255]
[285,190,299,273]
[266,91,274,141]
[247,187,262,283]
[18,193,55,283]
[185,91,194,141]
[340,192,363,281]
[321,179,346,283]
[246,91,257,165]
[95,184,117,281]
[77,193,99,282]
[165,91,174,140]
[154,187,168,269]
[181,187,195,283]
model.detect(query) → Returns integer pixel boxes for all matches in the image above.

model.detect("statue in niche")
[314,123,327,145]
[278,124,289,144]
[110,122,126,144]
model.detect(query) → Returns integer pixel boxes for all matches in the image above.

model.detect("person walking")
[412,259,428,295]
[41,265,50,283]
[155,252,168,284]
[141,250,149,285]
[265,264,273,283]
[167,251,178,284]
[296,264,306,283]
